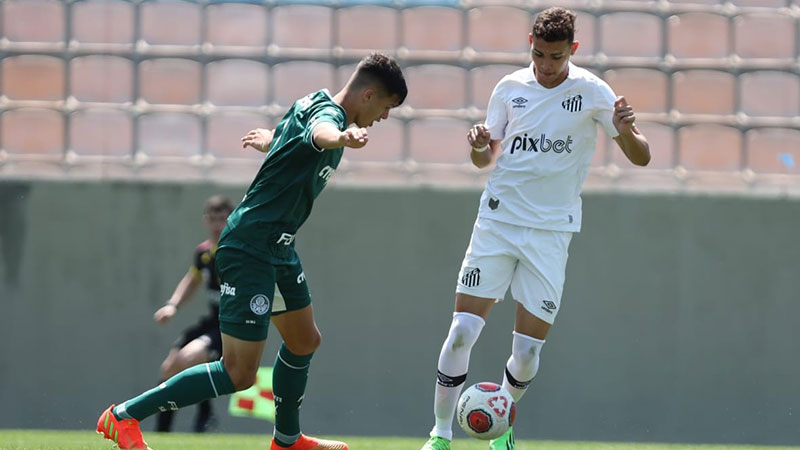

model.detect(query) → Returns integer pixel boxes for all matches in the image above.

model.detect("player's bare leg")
[489,303,551,450]
[512,302,551,340]
[160,339,212,380]
[269,305,347,450]
[454,292,496,318]
[271,305,321,356]
[220,334,267,391]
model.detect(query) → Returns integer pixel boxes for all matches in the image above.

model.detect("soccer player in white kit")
[420,7,651,450]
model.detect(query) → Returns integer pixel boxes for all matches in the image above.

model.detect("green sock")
[273,343,313,445]
[113,360,235,421]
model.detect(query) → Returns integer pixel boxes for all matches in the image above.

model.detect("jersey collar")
[526,62,577,88]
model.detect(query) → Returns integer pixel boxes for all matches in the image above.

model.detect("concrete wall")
[1,180,798,446]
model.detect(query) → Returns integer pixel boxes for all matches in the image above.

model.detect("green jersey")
[219,89,347,264]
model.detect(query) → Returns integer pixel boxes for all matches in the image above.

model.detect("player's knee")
[511,345,538,368]
[510,350,540,380]
[174,346,209,369]
[159,357,177,379]
[309,330,322,352]
[223,360,258,391]
[444,312,485,354]
[284,329,321,355]
[232,373,257,391]
[509,331,544,380]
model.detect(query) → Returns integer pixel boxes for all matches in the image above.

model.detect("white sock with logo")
[502,331,545,402]
[431,312,485,440]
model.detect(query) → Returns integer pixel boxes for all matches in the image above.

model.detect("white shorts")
[456,217,572,324]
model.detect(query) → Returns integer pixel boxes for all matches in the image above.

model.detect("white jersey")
[481,62,619,232]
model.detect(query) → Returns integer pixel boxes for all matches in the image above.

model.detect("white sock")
[502,331,545,402]
[430,312,485,440]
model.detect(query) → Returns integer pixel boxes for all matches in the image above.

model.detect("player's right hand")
[341,126,369,149]
[467,124,491,149]
[154,304,177,325]
[241,128,273,153]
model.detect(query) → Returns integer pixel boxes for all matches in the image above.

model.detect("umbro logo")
[562,93,582,112]
[541,300,557,314]
[511,97,528,108]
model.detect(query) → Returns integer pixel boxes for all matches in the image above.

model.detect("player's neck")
[533,65,570,89]
[332,88,355,125]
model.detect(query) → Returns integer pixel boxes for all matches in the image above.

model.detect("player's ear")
[570,41,579,55]
[362,87,376,103]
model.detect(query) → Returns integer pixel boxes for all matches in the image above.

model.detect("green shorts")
[215,247,311,341]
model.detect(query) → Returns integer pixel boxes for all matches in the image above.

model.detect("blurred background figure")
[152,195,234,433]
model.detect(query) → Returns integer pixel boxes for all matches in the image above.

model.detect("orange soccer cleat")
[270,434,348,450]
[96,404,151,450]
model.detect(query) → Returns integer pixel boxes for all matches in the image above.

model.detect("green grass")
[0,430,798,450]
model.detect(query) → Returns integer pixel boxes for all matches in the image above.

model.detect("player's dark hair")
[351,52,408,105]
[532,7,577,43]
[204,195,234,214]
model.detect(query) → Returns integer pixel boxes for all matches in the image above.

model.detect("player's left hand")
[241,128,273,153]
[154,304,177,325]
[613,96,636,134]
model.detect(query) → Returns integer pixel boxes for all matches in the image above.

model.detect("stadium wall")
[0,180,798,446]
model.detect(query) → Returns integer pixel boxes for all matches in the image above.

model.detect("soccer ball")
[456,382,516,440]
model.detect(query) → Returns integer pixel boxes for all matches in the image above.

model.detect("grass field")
[1,431,799,450]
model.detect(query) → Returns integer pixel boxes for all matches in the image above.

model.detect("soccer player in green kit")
[96,52,407,450]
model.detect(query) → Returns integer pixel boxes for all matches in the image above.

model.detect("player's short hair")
[350,52,408,105]
[532,7,577,43]
[204,195,234,215]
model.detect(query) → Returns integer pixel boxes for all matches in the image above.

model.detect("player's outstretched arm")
[612,96,650,166]
[467,123,501,169]
[313,122,369,149]
[154,270,201,325]
[241,128,275,153]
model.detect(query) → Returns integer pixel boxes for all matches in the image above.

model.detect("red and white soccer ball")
[456,382,516,440]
